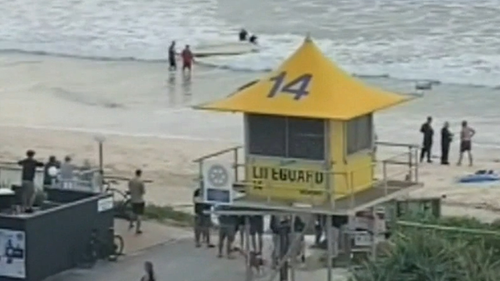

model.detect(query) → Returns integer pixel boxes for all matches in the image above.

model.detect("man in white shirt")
[457,120,476,166]
[60,156,77,188]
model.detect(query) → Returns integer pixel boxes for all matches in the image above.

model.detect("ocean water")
[2,0,500,156]
[2,0,500,86]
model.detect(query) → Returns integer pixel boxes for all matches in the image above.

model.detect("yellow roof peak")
[196,38,410,120]
[304,33,312,42]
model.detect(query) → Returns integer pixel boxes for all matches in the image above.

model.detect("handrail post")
[198,160,203,188]
[233,147,239,182]
[408,146,412,181]
[349,171,354,210]
[382,161,388,195]
[414,147,419,182]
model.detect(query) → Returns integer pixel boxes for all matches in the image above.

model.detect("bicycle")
[77,227,125,268]
[103,179,133,221]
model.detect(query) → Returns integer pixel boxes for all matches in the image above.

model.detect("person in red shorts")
[181,45,194,75]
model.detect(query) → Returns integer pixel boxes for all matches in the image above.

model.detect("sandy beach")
[2,53,500,221]
[3,125,500,219]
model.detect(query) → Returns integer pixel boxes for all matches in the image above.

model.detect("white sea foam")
[2,0,500,86]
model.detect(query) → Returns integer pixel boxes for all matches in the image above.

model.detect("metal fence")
[0,164,102,193]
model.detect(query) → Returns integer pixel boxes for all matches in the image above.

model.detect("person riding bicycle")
[128,169,145,234]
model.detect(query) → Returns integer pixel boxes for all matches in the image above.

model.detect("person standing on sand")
[440,122,453,165]
[128,169,145,234]
[181,45,194,76]
[18,150,44,212]
[457,120,476,166]
[193,187,214,248]
[420,116,434,163]
[168,41,176,71]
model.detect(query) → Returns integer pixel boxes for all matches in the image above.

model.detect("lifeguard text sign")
[247,158,328,203]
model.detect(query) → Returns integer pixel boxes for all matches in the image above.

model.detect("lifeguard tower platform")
[194,36,422,280]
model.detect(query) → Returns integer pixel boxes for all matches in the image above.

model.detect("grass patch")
[143,203,194,227]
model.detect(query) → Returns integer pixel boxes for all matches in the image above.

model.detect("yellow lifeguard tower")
[195,36,421,214]
[194,36,422,281]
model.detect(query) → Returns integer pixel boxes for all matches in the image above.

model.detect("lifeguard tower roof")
[196,36,410,120]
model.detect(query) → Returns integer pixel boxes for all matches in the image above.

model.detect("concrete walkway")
[113,219,191,254]
[43,219,350,281]
[44,237,350,281]
[44,238,247,281]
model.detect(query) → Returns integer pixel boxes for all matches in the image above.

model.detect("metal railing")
[0,163,102,192]
[193,145,243,182]
[47,177,100,193]
[376,141,420,183]
[192,141,421,209]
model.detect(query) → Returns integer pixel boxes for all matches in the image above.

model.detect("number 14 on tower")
[267,72,312,100]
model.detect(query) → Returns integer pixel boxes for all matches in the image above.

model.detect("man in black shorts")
[217,206,236,259]
[128,169,145,234]
[457,120,476,166]
[250,215,264,253]
[193,188,214,248]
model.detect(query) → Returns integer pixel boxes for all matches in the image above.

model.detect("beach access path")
[45,233,349,281]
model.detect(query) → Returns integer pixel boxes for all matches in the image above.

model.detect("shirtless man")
[181,45,194,76]
[457,120,476,166]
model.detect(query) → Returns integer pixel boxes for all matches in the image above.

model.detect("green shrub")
[143,204,194,227]
[352,216,500,281]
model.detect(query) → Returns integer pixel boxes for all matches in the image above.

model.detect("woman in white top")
[140,261,156,281]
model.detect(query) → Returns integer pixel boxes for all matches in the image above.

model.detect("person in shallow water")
[249,34,258,44]
[168,41,176,71]
[239,29,248,41]
[420,116,434,163]
[181,45,194,75]
[440,121,453,165]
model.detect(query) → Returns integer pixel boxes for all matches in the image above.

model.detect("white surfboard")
[192,41,259,57]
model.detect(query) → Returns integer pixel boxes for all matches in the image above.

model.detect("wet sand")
[1,53,500,221]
